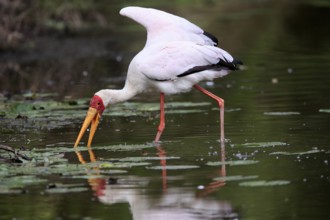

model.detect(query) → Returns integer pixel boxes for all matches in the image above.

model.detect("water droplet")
[303,178,307,182]
[82,71,88,76]
[197,185,205,190]
[206,81,214,87]
[272,78,279,84]
[116,55,123,62]
[324,160,328,165]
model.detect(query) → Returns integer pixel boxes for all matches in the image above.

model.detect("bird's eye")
[97,102,100,106]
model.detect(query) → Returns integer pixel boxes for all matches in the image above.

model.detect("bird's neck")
[95,84,139,106]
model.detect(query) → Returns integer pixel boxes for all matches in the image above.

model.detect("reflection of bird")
[74,6,242,147]
[74,143,234,219]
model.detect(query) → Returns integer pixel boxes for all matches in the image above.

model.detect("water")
[1,1,330,219]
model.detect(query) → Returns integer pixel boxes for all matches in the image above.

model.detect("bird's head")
[74,95,105,147]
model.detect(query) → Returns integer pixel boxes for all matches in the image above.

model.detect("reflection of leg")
[75,149,86,164]
[220,140,226,178]
[88,146,97,162]
[154,93,165,142]
[193,84,224,143]
[74,147,97,163]
[197,141,226,197]
[157,145,167,191]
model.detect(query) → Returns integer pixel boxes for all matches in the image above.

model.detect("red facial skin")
[89,95,105,115]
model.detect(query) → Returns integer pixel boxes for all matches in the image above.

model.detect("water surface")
[0,1,329,219]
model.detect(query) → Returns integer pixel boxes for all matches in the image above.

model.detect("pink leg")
[154,93,165,142]
[194,84,225,143]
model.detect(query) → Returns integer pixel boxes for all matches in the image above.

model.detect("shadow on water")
[1,0,330,220]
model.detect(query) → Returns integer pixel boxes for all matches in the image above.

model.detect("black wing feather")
[203,31,219,46]
[177,58,243,78]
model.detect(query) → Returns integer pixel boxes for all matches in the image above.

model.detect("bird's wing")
[136,42,237,82]
[120,6,218,47]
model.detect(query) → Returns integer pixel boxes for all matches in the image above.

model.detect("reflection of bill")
[74,142,238,219]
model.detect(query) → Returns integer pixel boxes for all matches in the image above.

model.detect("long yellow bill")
[74,107,100,147]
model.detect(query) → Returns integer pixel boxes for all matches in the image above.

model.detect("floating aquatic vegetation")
[264,112,300,116]
[107,101,210,117]
[165,102,211,108]
[0,175,48,194]
[115,162,151,168]
[117,156,180,162]
[269,149,324,156]
[147,165,199,170]
[206,160,259,166]
[166,109,205,114]
[241,142,287,148]
[319,109,330,113]
[34,143,155,154]
[213,175,259,182]
[1,94,213,132]
[225,108,242,112]
[98,144,155,152]
[45,183,89,194]
[0,143,160,194]
[239,180,290,187]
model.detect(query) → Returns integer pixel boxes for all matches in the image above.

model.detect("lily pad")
[239,180,290,187]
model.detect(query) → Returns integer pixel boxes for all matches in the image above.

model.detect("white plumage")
[74,6,242,147]
[132,41,234,94]
[120,6,217,47]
